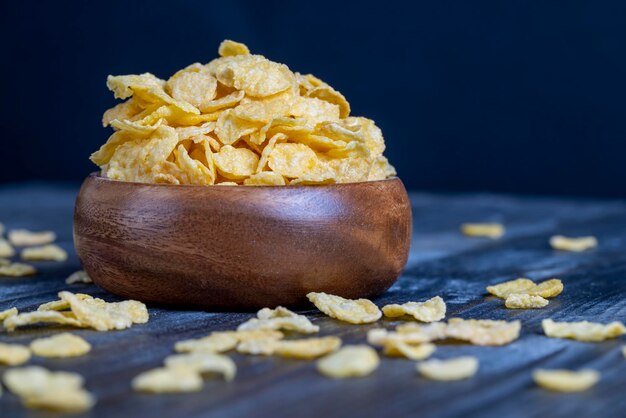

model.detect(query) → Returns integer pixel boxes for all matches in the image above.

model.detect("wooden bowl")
[73,173,412,309]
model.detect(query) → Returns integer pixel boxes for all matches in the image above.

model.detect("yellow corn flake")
[268,143,319,179]
[199,90,245,114]
[0,343,31,365]
[236,338,280,355]
[486,278,563,299]
[368,323,448,346]
[218,39,250,57]
[213,145,259,179]
[383,342,436,361]
[307,292,381,324]
[550,235,598,252]
[505,293,549,309]
[317,345,379,378]
[533,369,599,392]
[8,229,56,246]
[37,293,92,311]
[382,296,446,322]
[21,244,68,262]
[175,332,240,354]
[30,333,91,358]
[165,70,217,109]
[66,270,93,284]
[110,117,163,137]
[0,238,15,257]
[542,319,626,342]
[3,366,94,413]
[214,55,295,98]
[272,336,342,359]
[307,84,350,118]
[0,262,36,277]
[243,171,286,186]
[0,307,18,320]
[460,223,505,239]
[132,367,203,393]
[4,311,83,331]
[368,155,397,181]
[164,352,236,381]
[102,98,142,127]
[57,291,149,331]
[417,357,479,381]
[237,306,319,334]
[445,318,521,346]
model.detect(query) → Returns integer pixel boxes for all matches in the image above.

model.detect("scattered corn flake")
[0,262,36,277]
[317,345,379,378]
[368,323,448,346]
[272,336,342,359]
[486,278,563,299]
[0,307,18,320]
[8,230,56,246]
[21,244,68,262]
[132,367,203,393]
[0,343,31,365]
[58,291,149,331]
[445,318,521,346]
[542,319,626,342]
[3,366,94,413]
[4,311,83,332]
[533,369,599,392]
[175,332,240,353]
[30,333,91,358]
[307,292,381,324]
[236,338,280,355]
[383,342,436,361]
[505,294,549,309]
[417,356,479,381]
[550,235,598,252]
[0,238,15,257]
[164,352,236,381]
[382,296,446,322]
[37,293,92,311]
[237,306,319,334]
[65,270,93,285]
[460,223,504,239]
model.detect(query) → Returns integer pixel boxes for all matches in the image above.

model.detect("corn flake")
[550,235,598,252]
[417,357,479,381]
[175,332,240,354]
[272,336,342,359]
[213,145,259,179]
[0,307,18,320]
[542,319,626,342]
[8,229,56,246]
[165,352,236,381]
[0,239,15,257]
[383,341,436,360]
[4,311,83,331]
[66,270,93,285]
[317,345,379,378]
[0,343,31,365]
[445,318,521,346]
[382,296,446,322]
[30,333,91,358]
[218,39,250,57]
[307,292,381,324]
[21,244,68,262]
[505,293,549,309]
[461,223,505,239]
[487,278,563,299]
[0,262,36,278]
[533,369,599,392]
[237,306,319,334]
[132,367,203,393]
[268,143,319,179]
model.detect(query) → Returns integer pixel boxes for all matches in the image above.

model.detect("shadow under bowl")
[73,173,412,309]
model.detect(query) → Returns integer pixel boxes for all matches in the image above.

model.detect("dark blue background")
[1,0,625,197]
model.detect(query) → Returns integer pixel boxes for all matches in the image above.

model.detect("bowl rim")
[85,172,403,189]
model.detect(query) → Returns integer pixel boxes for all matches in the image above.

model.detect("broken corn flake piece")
[271,336,342,359]
[307,292,381,324]
[65,270,93,284]
[21,244,68,262]
[30,333,91,358]
[549,235,598,252]
[505,293,549,309]
[0,262,37,277]
[317,345,379,378]
[8,229,56,246]
[383,341,436,361]
[0,238,15,257]
[533,369,599,392]
[460,223,504,239]
[175,332,240,354]
[164,352,236,381]
[368,323,448,346]
[237,306,319,333]
[417,356,479,381]
[3,366,94,413]
[487,278,563,299]
[542,319,626,342]
[4,311,84,332]
[0,307,18,320]
[0,342,31,365]
[382,296,446,322]
[132,367,203,393]
[445,318,521,346]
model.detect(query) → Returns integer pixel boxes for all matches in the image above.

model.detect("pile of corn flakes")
[91,40,396,186]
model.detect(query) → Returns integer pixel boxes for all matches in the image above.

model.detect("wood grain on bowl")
[73,174,412,309]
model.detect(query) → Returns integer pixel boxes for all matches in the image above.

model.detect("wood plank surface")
[0,183,625,418]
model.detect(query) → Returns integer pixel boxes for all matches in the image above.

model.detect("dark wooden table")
[1,183,625,418]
